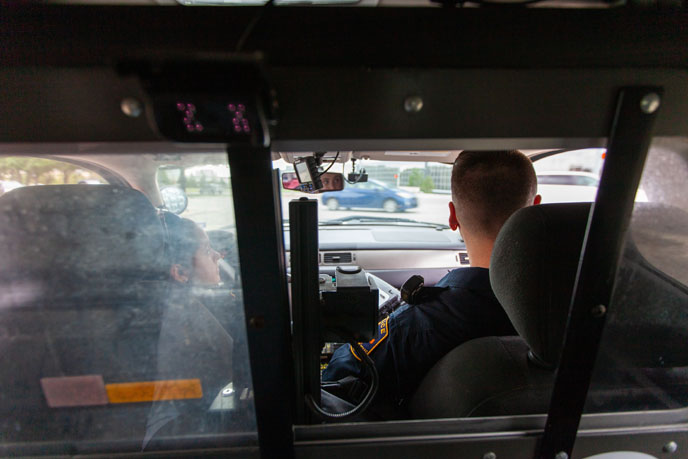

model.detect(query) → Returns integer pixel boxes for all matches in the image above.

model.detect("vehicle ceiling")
[3,6,688,148]
[44,0,676,8]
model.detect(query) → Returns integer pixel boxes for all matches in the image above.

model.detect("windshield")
[273,149,653,248]
[275,150,611,228]
[274,159,453,228]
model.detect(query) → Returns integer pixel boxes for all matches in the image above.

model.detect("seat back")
[410,202,688,419]
[0,185,168,443]
[410,203,590,418]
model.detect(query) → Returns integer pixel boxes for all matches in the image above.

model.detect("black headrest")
[490,203,591,368]
[0,185,166,299]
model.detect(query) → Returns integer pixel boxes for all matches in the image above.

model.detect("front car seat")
[409,203,590,418]
[410,201,688,418]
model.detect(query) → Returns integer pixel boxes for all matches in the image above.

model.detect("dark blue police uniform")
[321,267,516,416]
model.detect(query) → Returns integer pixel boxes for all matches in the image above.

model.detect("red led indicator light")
[238,104,245,112]
[176,103,186,111]
[228,104,236,111]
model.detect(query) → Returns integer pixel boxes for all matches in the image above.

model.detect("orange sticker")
[105,379,203,404]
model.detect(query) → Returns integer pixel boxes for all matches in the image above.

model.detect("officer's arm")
[321,343,364,382]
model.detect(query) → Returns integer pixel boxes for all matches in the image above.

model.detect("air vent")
[458,252,470,265]
[323,252,353,264]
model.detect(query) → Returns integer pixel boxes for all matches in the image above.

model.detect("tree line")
[0,157,100,185]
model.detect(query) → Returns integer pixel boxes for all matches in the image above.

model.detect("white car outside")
[537,171,648,203]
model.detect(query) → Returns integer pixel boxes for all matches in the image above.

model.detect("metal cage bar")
[229,147,295,458]
[539,87,663,459]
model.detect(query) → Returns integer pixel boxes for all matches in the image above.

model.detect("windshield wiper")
[319,216,450,230]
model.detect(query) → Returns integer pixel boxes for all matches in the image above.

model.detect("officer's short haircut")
[451,150,537,239]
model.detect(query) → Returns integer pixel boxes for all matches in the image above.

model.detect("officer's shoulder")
[388,301,434,329]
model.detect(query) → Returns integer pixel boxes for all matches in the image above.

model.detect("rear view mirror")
[318,173,345,192]
[282,172,344,193]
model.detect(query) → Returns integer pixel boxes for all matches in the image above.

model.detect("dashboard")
[284,225,469,288]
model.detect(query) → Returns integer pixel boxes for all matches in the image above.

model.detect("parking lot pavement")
[182,191,452,230]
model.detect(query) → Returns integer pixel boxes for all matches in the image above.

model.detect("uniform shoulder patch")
[350,316,389,361]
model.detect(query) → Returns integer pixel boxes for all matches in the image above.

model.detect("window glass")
[156,163,233,230]
[578,175,599,186]
[0,156,107,194]
[352,181,373,190]
[0,151,256,453]
[275,152,627,227]
[584,137,688,414]
[533,148,650,204]
[274,159,453,227]
[533,149,604,203]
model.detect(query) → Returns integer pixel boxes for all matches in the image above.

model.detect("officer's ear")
[448,201,460,232]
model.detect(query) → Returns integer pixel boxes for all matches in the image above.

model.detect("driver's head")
[449,150,540,241]
[320,174,333,190]
[162,213,222,286]
[320,173,343,191]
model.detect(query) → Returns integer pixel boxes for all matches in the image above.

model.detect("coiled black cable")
[305,340,379,420]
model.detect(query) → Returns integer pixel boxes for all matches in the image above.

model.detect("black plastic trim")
[229,147,295,458]
[289,198,322,424]
[3,6,688,69]
[539,87,663,458]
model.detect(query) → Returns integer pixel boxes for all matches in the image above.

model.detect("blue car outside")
[321,179,418,213]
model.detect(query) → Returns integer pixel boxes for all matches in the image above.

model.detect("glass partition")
[584,137,688,414]
[0,151,256,453]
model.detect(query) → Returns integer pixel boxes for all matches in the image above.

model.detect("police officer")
[322,150,542,418]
